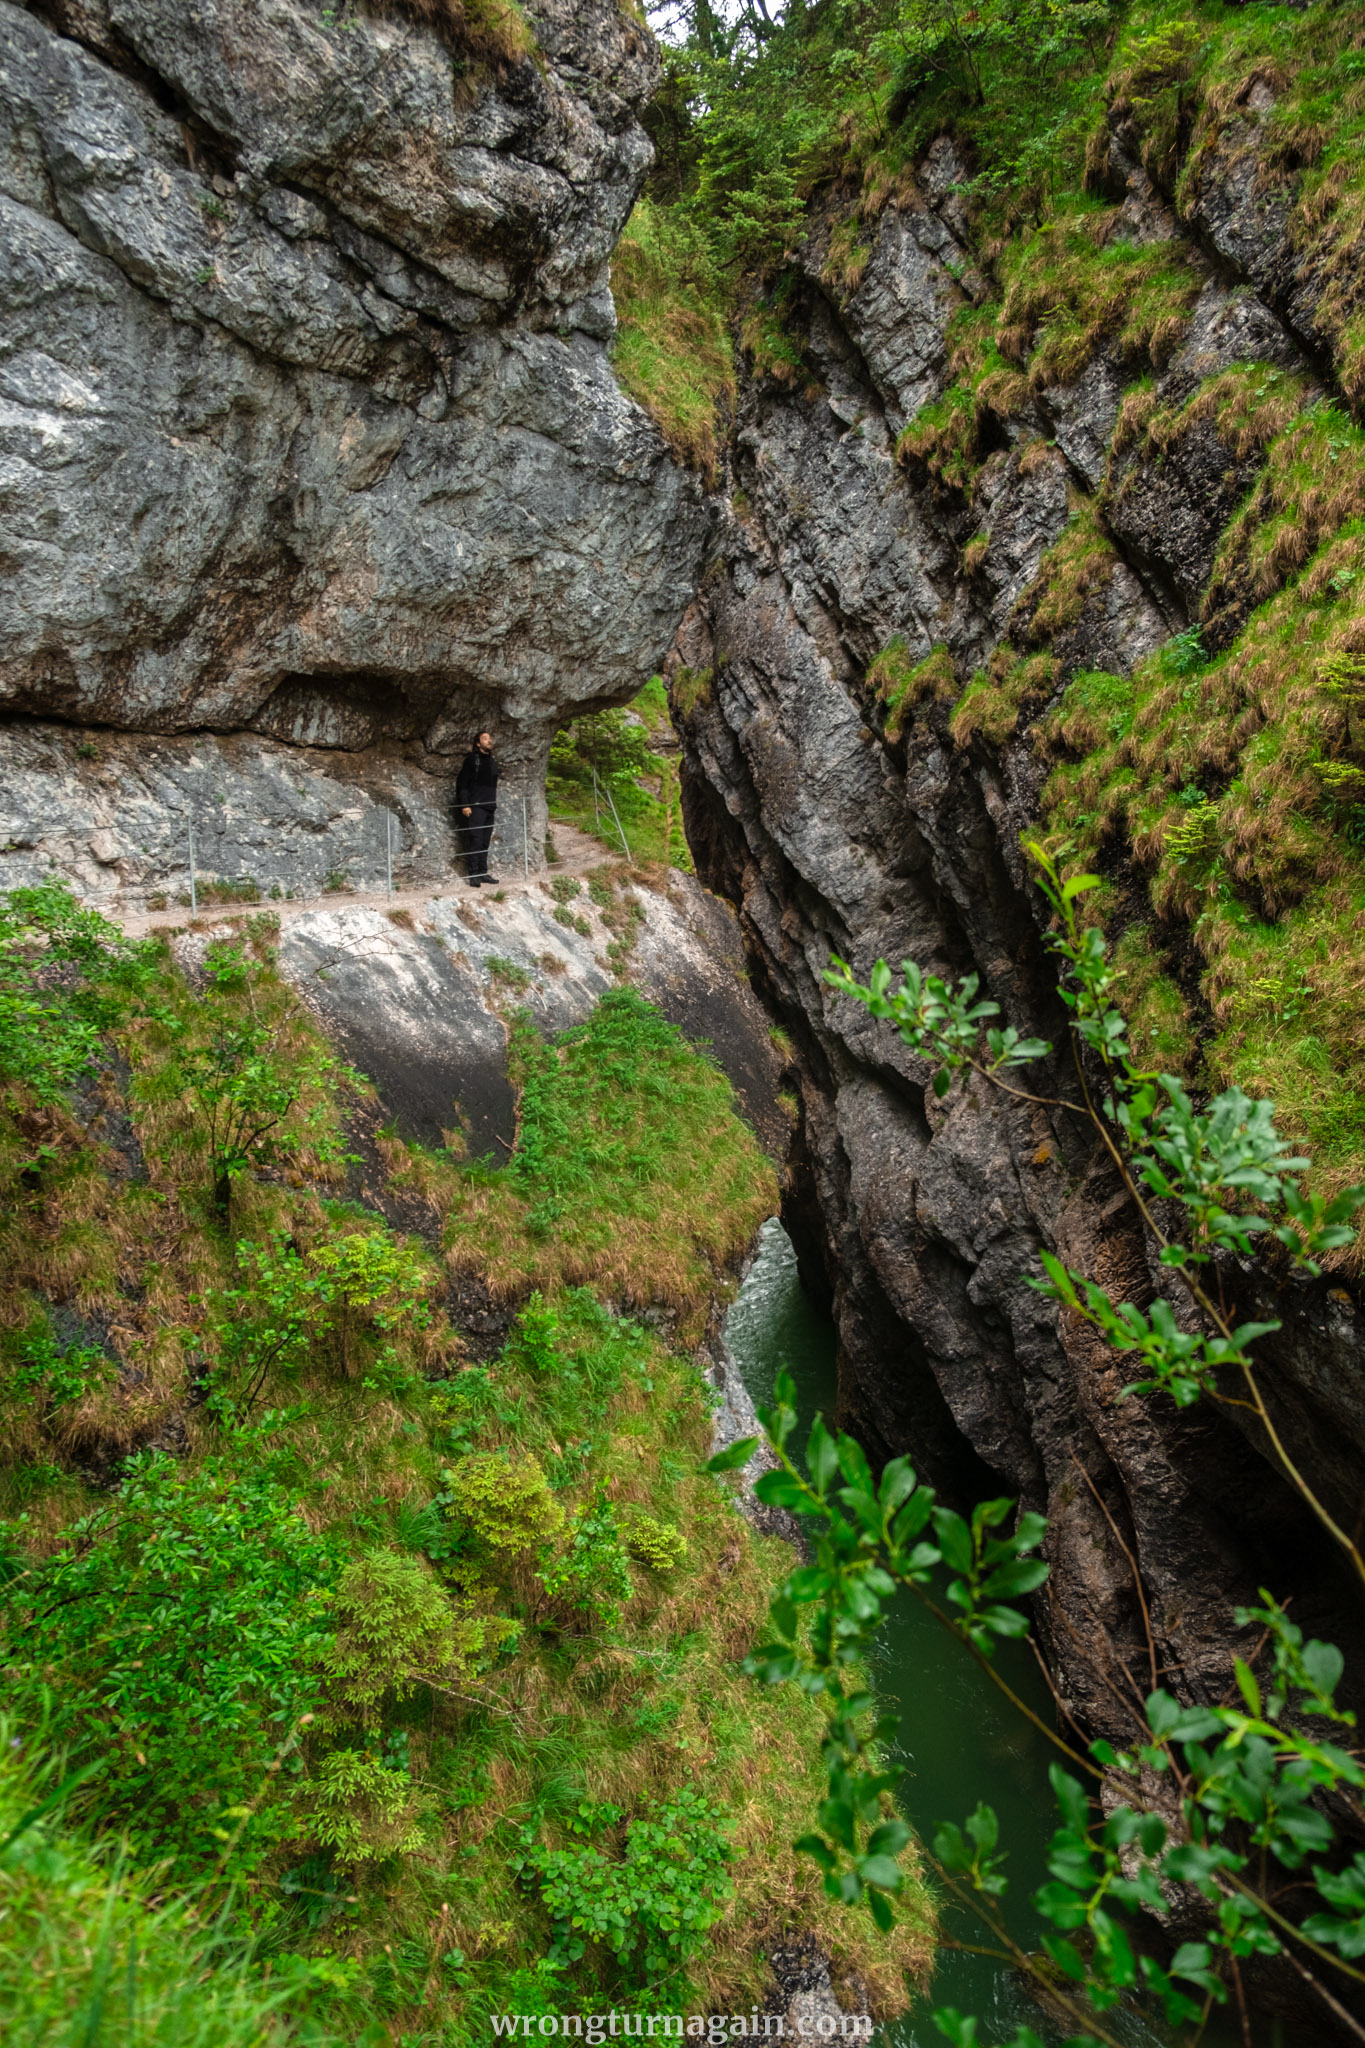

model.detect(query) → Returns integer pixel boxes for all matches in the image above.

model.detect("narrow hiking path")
[110,818,620,940]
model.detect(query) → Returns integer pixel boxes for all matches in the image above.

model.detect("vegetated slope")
[0,888,931,2044]
[622,0,1365,1783]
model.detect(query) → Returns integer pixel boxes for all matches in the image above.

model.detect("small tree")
[159,941,353,1221]
[178,1020,300,1218]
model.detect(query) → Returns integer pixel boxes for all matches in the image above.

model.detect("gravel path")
[111,819,617,938]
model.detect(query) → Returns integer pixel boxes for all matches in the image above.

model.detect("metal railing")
[175,788,540,908]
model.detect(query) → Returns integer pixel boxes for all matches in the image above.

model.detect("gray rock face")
[0,0,706,853]
[674,112,1365,1756]
[0,721,495,906]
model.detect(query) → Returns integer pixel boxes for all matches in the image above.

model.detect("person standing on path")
[455,730,501,885]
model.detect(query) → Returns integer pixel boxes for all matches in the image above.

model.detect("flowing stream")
[724,1218,1281,2048]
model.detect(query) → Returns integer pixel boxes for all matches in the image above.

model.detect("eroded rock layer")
[672,120,1365,1737]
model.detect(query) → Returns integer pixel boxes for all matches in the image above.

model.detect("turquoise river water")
[723,1218,1287,2048]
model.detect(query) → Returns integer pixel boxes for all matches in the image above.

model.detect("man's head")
[476,730,493,751]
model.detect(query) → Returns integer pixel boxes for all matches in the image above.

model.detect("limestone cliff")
[671,106,1365,1735]
[0,0,706,901]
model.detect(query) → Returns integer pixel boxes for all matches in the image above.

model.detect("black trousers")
[461,803,496,877]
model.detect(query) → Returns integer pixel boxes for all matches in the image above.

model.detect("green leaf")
[1232,1658,1262,1718]
[1303,1638,1345,1699]
[1145,1689,1181,1739]
[753,1470,813,1511]
[932,1507,972,1576]
[807,1417,839,1495]
[794,1833,836,1873]
[980,1557,1050,1600]
[705,1437,758,1473]
[931,2010,977,2048]
[966,1803,998,1853]
[878,1457,918,1518]
[1049,1766,1089,1839]
[866,1887,895,1932]
[836,1432,874,1496]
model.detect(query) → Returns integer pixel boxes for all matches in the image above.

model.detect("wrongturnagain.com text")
[490,2017,873,2042]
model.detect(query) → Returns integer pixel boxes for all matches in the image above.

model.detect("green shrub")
[300,1747,422,1864]
[622,1511,688,1573]
[446,1451,564,1553]
[538,1483,634,1627]
[1,1322,113,1414]
[0,883,155,1104]
[523,1786,733,1980]
[1165,797,1222,871]
[0,1451,337,1874]
[321,1548,486,1728]
[308,1230,431,1382]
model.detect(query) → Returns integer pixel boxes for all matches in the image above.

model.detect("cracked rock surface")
[671,129,1365,1771]
[0,0,706,874]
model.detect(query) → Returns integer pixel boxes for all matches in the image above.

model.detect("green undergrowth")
[0,890,930,2041]
[547,678,692,873]
[430,988,776,1328]
[867,640,957,740]
[0,1729,340,2048]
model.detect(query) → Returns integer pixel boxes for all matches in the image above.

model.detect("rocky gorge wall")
[670,94,1365,1740]
[0,0,707,901]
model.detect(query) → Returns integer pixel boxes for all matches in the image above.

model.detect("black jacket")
[455,746,499,806]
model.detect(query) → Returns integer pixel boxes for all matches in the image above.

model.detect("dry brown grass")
[1204,405,1365,626]
[950,647,1057,749]
[962,531,990,576]
[994,213,1202,389]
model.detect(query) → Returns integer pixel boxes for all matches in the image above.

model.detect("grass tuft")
[611,200,736,483]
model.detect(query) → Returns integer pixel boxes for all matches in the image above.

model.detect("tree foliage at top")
[644,0,1118,269]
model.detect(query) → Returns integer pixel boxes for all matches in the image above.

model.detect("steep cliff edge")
[0,0,707,900]
[670,33,1365,1739]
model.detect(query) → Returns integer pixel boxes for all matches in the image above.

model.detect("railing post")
[605,781,631,865]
